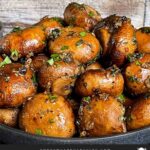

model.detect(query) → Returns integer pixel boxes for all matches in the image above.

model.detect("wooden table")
[0,0,149,35]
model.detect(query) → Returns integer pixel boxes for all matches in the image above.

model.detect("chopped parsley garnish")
[88,11,94,17]
[51,54,61,61]
[79,31,86,37]
[51,17,63,25]
[128,75,139,82]
[47,58,54,66]
[110,65,120,76]
[11,26,21,32]
[135,60,142,66]
[117,94,126,103]
[83,96,91,102]
[47,54,61,66]
[32,74,37,85]
[76,39,84,46]
[127,53,143,63]
[35,128,43,135]
[82,96,91,106]
[61,45,69,50]
[0,56,12,67]
[10,49,19,61]
[48,94,57,102]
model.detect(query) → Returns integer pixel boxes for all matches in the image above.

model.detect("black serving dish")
[0,124,150,144]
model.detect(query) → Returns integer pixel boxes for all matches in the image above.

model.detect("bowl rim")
[0,123,150,141]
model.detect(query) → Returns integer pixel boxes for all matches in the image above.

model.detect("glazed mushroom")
[127,95,150,130]
[94,15,137,67]
[136,27,150,54]
[0,108,19,127]
[64,2,101,31]
[78,94,126,137]
[19,93,75,137]
[124,53,150,96]
[75,65,124,97]
[49,26,101,64]
[38,54,83,97]
[0,63,36,107]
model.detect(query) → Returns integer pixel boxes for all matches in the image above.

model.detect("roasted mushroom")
[38,55,82,97]
[75,65,124,97]
[0,108,19,127]
[0,63,36,107]
[64,2,101,31]
[124,53,150,96]
[94,15,137,67]
[19,93,75,137]
[127,95,150,130]
[136,27,150,54]
[49,26,101,64]
[78,94,126,137]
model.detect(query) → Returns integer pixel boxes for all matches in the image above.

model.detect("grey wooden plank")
[0,0,146,34]
[145,0,150,26]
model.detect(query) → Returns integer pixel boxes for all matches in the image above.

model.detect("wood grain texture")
[145,0,150,26]
[0,0,149,35]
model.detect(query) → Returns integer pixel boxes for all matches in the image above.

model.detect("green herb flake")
[51,54,61,61]
[76,39,84,47]
[35,128,43,135]
[11,27,21,32]
[128,75,139,82]
[110,65,120,76]
[0,56,12,67]
[88,11,94,17]
[48,94,57,102]
[48,119,55,124]
[127,53,143,63]
[51,17,63,25]
[79,31,86,37]
[61,45,69,51]
[117,94,126,103]
[83,96,91,102]
[47,58,54,66]
[47,54,61,66]
[10,49,19,61]
[32,74,37,85]
[135,61,142,66]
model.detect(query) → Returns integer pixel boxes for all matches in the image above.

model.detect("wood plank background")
[0,0,149,35]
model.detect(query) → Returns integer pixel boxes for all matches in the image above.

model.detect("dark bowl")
[0,124,150,144]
